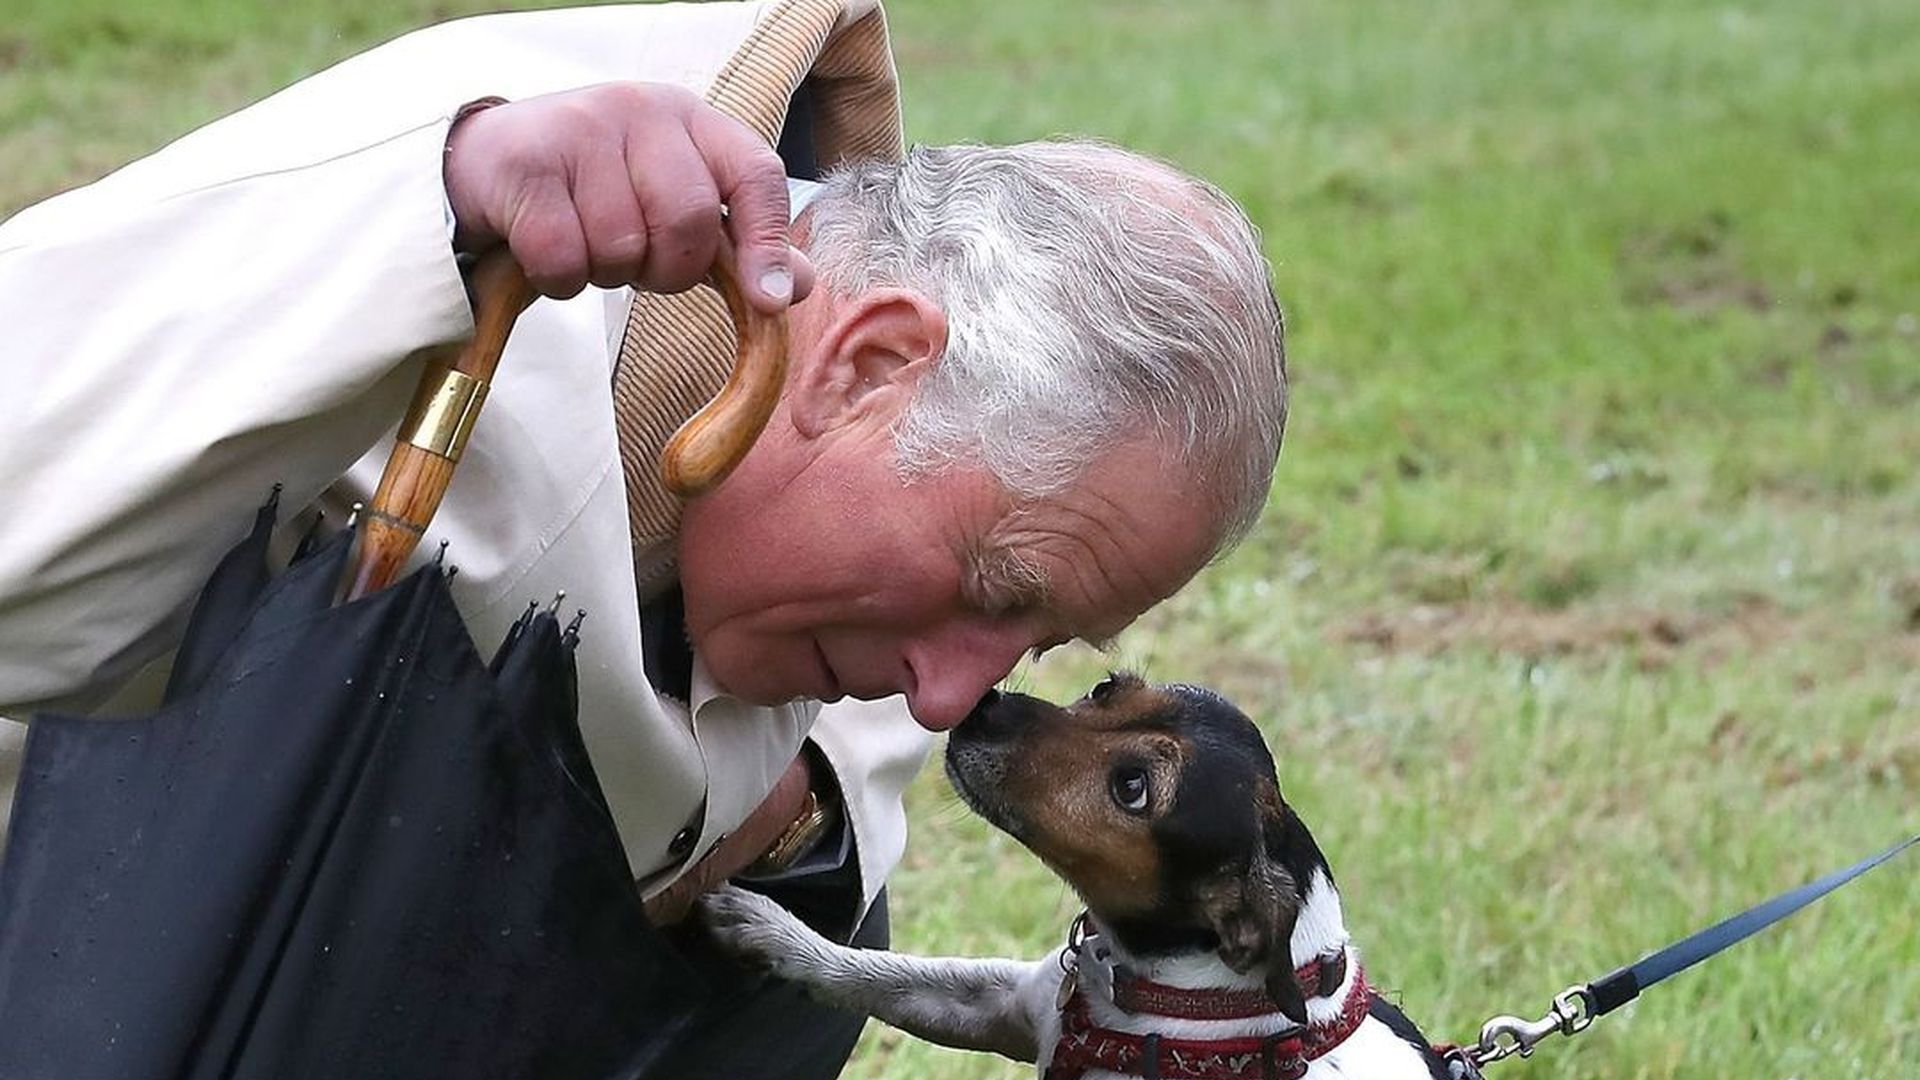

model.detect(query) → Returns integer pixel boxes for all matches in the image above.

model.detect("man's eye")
[972,581,1036,620]
[1028,637,1069,663]
[1108,765,1151,814]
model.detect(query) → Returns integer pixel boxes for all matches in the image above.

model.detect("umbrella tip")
[563,608,587,646]
[435,539,450,565]
[346,501,364,528]
[511,599,539,633]
[546,590,567,614]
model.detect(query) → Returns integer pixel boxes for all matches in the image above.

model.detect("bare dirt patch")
[1619,212,1776,316]
[0,36,31,72]
[1761,727,1920,792]
[1894,576,1920,633]
[1332,595,1793,669]
[1638,273,1774,314]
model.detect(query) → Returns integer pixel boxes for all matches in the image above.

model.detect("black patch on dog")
[1366,994,1452,1080]
[1161,688,1334,905]
[1266,804,1333,899]
[1102,687,1336,1018]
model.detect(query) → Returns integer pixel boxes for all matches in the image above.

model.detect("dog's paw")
[698,884,825,976]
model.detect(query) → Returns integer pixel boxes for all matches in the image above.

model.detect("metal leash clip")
[1441,830,1916,1074]
[1465,986,1594,1067]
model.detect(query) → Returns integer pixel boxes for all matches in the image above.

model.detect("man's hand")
[442,82,814,311]
[644,752,816,926]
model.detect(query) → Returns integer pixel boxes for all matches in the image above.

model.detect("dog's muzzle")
[942,690,1028,836]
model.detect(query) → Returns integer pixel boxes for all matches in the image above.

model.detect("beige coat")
[0,0,931,919]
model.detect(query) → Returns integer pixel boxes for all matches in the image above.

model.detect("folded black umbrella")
[0,492,702,1080]
[0,255,787,1080]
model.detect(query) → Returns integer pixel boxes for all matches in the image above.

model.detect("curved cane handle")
[347,252,536,599]
[659,256,790,498]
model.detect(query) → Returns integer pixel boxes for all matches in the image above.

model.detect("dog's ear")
[1197,848,1306,1024]
[1262,944,1310,1027]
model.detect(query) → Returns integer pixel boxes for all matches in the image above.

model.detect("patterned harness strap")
[1110,953,1349,1022]
[1043,967,1373,1080]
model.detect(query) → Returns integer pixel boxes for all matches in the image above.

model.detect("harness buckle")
[1438,1044,1491,1080]
[1259,1032,1309,1080]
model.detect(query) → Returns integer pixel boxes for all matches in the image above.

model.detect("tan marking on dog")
[992,677,1195,916]
[1250,771,1287,824]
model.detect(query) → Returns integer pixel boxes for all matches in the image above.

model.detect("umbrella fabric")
[0,497,702,1080]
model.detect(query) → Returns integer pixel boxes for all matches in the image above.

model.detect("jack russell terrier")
[702,673,1453,1079]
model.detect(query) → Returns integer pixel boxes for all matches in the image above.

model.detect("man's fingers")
[784,245,817,305]
[628,127,725,295]
[573,142,651,290]
[443,83,808,306]
[686,108,796,314]
[504,176,592,299]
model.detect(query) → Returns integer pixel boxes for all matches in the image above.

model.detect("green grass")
[7,1,1916,1077]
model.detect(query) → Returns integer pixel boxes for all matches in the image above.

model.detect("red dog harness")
[1043,961,1373,1080]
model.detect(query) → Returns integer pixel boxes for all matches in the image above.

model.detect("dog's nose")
[953,689,1011,736]
[955,688,1038,745]
[964,689,1001,723]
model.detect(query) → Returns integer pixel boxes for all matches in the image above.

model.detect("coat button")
[667,826,698,860]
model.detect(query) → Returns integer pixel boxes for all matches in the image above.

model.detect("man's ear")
[789,287,948,439]
[1198,848,1306,1024]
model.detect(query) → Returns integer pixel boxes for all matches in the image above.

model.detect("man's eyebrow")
[967,546,1051,610]
[968,547,1119,652]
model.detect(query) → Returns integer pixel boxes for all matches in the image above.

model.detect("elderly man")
[0,0,1285,1074]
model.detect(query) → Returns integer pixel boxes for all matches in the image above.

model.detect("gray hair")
[803,140,1288,549]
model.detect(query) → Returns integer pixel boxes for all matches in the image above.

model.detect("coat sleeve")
[0,117,472,714]
[0,4,768,715]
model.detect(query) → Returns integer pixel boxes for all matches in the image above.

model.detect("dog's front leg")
[701,885,1054,1062]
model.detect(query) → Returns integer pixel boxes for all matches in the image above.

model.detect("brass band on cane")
[398,365,490,463]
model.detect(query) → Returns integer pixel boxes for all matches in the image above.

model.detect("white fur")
[700,886,1063,1063]
[701,872,1434,1079]
[1291,871,1350,967]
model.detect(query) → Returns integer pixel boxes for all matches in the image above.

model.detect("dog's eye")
[1108,765,1151,815]
[1087,674,1122,704]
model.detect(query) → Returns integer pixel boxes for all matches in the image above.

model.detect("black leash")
[1449,829,1919,1073]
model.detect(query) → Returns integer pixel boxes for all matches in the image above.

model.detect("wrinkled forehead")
[973,444,1223,645]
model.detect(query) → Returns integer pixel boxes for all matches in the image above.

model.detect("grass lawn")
[5,1,1915,1077]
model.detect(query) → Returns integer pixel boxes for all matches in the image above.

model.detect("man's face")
[677,434,1217,731]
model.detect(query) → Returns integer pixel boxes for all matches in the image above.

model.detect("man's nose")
[902,624,1031,731]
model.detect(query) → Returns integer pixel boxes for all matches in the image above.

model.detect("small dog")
[703,673,1452,1079]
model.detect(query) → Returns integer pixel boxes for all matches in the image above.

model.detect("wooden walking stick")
[346,251,789,599]
[657,257,790,500]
